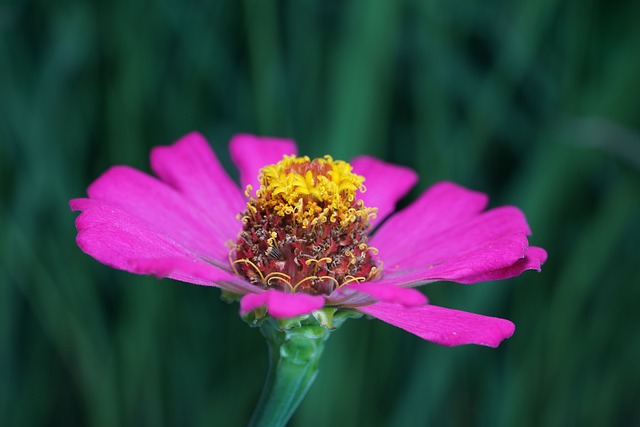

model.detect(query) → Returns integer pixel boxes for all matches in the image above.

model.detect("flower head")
[232,154,379,295]
[71,133,547,347]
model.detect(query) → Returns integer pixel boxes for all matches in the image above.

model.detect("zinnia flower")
[71,132,546,347]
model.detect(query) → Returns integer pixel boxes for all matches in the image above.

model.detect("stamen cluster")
[254,155,374,228]
[231,155,380,295]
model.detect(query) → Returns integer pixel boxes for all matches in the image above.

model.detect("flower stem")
[248,318,330,427]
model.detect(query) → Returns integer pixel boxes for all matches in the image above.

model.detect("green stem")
[248,319,329,427]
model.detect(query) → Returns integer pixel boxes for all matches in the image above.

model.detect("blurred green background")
[2,0,640,426]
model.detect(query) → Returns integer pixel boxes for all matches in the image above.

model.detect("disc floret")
[231,155,380,295]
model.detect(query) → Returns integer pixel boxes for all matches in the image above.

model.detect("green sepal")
[242,305,268,325]
[220,289,242,304]
[242,306,362,332]
[329,307,363,329]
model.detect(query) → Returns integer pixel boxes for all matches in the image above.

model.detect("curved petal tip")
[359,302,515,347]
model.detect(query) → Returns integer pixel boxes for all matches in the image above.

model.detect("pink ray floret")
[71,132,547,347]
[240,290,325,318]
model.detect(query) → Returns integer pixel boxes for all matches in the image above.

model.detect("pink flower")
[70,132,547,347]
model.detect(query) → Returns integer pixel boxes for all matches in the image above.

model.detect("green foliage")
[2,0,639,426]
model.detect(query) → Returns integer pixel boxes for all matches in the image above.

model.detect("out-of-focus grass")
[1,1,639,426]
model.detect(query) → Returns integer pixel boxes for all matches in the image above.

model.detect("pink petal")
[70,198,232,286]
[384,205,532,266]
[458,246,548,283]
[358,302,515,347]
[150,132,245,239]
[378,233,531,286]
[131,257,259,295]
[372,182,489,247]
[350,156,418,228]
[84,165,232,263]
[372,182,538,284]
[329,282,427,307]
[240,289,325,318]
[131,257,238,284]
[229,134,298,193]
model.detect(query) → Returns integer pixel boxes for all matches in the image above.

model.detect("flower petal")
[456,246,548,283]
[70,198,232,286]
[150,132,245,239]
[240,289,325,318]
[83,165,232,263]
[229,134,298,193]
[371,181,490,255]
[377,233,531,286]
[372,182,538,284]
[358,302,515,347]
[130,257,238,284]
[350,156,418,228]
[328,282,427,307]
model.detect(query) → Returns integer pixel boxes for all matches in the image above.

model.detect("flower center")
[231,155,381,295]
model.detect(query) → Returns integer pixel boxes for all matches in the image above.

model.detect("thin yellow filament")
[305,257,332,266]
[316,275,341,291]
[233,259,266,284]
[341,275,366,287]
[292,275,319,292]
[266,273,293,291]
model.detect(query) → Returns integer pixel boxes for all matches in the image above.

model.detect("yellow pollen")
[249,154,376,227]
